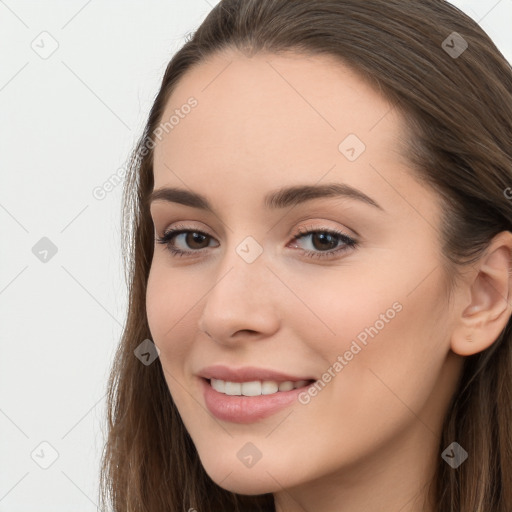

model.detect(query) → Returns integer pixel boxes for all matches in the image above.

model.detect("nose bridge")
[198,235,280,340]
[213,231,270,297]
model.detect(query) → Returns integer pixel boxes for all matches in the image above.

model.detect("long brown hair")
[99,1,512,510]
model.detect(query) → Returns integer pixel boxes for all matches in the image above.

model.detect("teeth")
[210,378,312,396]
[262,381,278,394]
[211,378,225,393]
[278,381,294,392]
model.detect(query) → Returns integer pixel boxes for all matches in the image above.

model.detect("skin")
[146,50,512,512]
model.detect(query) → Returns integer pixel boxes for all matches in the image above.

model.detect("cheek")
[146,265,201,416]
[146,265,170,340]
[289,253,451,410]
[275,266,450,474]
[328,270,450,423]
[146,264,195,364]
[282,263,407,361]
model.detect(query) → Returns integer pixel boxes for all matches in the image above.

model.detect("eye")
[289,225,357,260]
[155,224,358,260]
[155,224,218,258]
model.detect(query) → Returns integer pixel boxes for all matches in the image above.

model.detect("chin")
[200,456,286,495]
[213,475,282,496]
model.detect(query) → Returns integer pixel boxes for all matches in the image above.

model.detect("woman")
[100,1,512,510]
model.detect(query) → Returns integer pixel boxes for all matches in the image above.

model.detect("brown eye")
[155,224,358,260]
[309,232,339,251]
[155,225,218,257]
[290,227,358,260]
[180,231,210,250]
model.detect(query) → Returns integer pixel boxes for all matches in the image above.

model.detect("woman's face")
[146,51,464,501]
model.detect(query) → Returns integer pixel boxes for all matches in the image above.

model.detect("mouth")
[200,376,317,423]
[203,377,316,396]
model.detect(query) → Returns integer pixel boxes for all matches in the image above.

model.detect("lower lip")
[200,378,315,424]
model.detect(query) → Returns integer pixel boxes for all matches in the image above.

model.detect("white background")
[0,1,510,510]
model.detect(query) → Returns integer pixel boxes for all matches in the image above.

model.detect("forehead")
[152,50,410,199]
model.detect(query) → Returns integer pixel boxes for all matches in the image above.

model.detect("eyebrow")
[148,183,384,213]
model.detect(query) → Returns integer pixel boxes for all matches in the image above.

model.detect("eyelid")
[156,221,359,261]
[292,221,358,240]
[157,221,354,242]
[159,222,211,238]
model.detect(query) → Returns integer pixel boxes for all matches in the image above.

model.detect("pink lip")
[200,377,315,423]
[197,364,316,383]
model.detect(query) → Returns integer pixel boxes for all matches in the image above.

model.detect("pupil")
[314,233,336,250]
[188,232,207,248]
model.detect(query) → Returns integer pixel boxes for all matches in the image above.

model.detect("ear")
[451,231,512,357]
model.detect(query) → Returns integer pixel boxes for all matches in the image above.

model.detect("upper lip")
[198,365,316,383]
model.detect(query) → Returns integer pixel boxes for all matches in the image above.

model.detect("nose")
[197,246,281,345]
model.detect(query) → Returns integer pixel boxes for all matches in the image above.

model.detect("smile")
[210,378,314,396]
[201,377,317,423]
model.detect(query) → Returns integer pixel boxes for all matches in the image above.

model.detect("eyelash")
[155,223,358,260]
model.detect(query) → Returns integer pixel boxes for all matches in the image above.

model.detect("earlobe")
[450,231,512,357]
